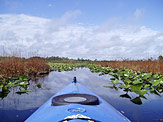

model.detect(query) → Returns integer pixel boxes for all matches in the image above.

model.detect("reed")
[91,60,163,74]
[0,57,50,78]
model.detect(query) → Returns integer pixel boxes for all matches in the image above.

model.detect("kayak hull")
[25,82,130,122]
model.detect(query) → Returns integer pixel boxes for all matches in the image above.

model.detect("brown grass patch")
[0,57,50,78]
[91,60,163,74]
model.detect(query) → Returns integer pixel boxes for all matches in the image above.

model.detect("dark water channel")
[0,68,163,122]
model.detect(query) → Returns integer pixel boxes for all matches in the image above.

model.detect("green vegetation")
[88,64,163,104]
[0,75,41,99]
[47,56,91,63]
[49,63,88,72]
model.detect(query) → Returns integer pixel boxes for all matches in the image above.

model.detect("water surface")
[0,68,163,122]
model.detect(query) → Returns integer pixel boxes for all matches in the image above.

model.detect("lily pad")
[133,80,142,85]
[131,97,142,105]
[151,80,160,86]
[16,89,33,95]
[33,83,42,88]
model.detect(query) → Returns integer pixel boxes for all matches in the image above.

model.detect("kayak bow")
[25,77,130,122]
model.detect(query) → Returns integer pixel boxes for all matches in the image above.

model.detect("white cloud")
[0,12,163,60]
[48,4,52,7]
[134,8,145,20]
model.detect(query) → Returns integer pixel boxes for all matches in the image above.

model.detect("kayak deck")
[25,79,130,122]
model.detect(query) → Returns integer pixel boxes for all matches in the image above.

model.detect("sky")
[0,0,163,60]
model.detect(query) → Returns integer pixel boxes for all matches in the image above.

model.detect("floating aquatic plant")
[87,64,163,104]
[49,63,163,105]
[0,75,42,99]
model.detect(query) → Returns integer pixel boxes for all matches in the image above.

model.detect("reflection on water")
[0,68,163,122]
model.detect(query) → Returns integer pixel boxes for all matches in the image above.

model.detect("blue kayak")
[25,77,130,122]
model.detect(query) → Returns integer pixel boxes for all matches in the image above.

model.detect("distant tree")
[94,59,97,62]
[158,55,163,61]
[148,57,153,61]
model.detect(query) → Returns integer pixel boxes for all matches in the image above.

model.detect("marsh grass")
[91,60,163,74]
[0,57,50,79]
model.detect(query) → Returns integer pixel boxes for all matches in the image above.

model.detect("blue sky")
[0,0,163,59]
[0,0,163,30]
